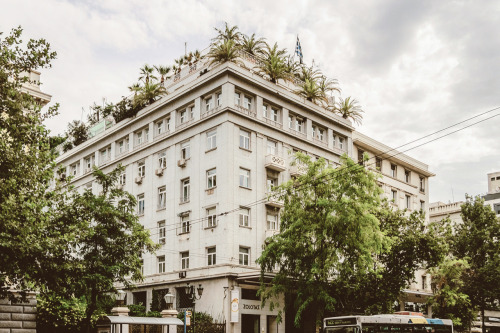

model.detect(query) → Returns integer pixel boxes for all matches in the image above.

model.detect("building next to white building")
[484,171,500,215]
[55,52,435,332]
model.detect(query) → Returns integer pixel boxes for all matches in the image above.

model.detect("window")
[158,256,165,273]
[137,194,145,215]
[138,161,145,177]
[181,251,189,269]
[118,138,129,154]
[270,108,279,122]
[405,170,411,183]
[158,221,166,244]
[181,215,190,233]
[100,147,111,164]
[296,118,303,132]
[207,247,216,266]
[288,115,293,129]
[158,151,167,169]
[85,155,95,171]
[188,105,194,119]
[206,129,217,150]
[358,149,365,166]
[391,190,397,202]
[119,171,126,186]
[332,135,336,147]
[422,275,427,290]
[181,141,190,159]
[338,137,344,150]
[390,164,397,178]
[216,92,222,106]
[376,157,382,171]
[207,207,217,227]
[140,259,144,275]
[158,186,166,209]
[239,168,250,188]
[318,128,325,141]
[267,213,278,230]
[165,117,171,131]
[136,131,143,145]
[267,177,277,192]
[180,110,187,124]
[239,247,249,266]
[206,169,217,189]
[239,129,250,150]
[263,104,269,118]
[144,128,149,142]
[156,120,165,135]
[267,140,277,155]
[234,92,241,106]
[239,208,250,227]
[243,96,252,110]
[420,177,425,192]
[312,125,316,139]
[181,178,190,203]
[405,195,411,209]
[205,97,213,111]
[420,200,425,211]
[70,163,79,176]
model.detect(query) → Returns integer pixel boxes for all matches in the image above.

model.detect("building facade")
[56,55,434,332]
[484,171,500,216]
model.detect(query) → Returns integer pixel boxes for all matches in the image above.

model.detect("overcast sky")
[1,0,499,204]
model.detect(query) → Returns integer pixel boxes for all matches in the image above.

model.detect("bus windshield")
[325,326,361,333]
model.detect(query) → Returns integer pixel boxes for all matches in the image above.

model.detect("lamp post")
[185,283,203,333]
[111,289,130,317]
[161,291,178,333]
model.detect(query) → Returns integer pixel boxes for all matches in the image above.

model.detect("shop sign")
[231,290,240,323]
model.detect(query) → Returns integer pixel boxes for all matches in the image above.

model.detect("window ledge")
[239,225,252,229]
[178,231,190,235]
[180,200,190,205]
[239,186,252,190]
[206,186,217,191]
[239,147,252,152]
[205,147,217,153]
[156,207,166,212]
[204,225,217,230]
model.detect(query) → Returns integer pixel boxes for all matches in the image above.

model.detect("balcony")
[265,154,286,172]
[290,163,308,177]
[265,229,279,239]
[265,193,284,208]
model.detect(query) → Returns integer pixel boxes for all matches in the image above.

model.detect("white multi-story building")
[56,54,434,331]
[484,171,500,216]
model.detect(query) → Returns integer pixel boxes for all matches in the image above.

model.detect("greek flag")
[295,36,303,64]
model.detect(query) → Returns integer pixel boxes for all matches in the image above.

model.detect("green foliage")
[332,96,364,125]
[0,26,60,300]
[177,311,221,333]
[257,154,386,330]
[255,42,291,84]
[66,119,88,147]
[206,39,244,67]
[428,257,476,331]
[52,165,159,332]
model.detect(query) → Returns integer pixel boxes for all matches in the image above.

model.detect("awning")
[96,316,184,326]
[427,319,444,325]
[409,318,428,324]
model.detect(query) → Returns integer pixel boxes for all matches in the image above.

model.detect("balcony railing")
[263,117,283,129]
[265,192,284,208]
[265,154,286,172]
[154,130,170,141]
[201,106,222,119]
[289,128,306,138]
[290,163,308,176]
[235,105,257,118]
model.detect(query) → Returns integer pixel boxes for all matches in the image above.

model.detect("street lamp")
[116,289,126,307]
[163,292,175,310]
[185,283,203,333]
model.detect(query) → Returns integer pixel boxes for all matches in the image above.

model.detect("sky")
[1,0,499,204]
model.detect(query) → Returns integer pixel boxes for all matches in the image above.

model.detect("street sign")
[185,311,192,316]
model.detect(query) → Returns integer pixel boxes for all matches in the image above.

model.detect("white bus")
[323,314,453,333]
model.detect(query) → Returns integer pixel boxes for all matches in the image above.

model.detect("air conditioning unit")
[155,168,164,176]
[179,271,186,278]
[135,176,143,184]
[177,159,186,168]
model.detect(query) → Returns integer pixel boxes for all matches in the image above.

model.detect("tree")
[256,42,291,83]
[240,33,266,55]
[334,204,448,315]
[138,64,156,84]
[333,96,364,125]
[451,195,500,333]
[427,257,476,332]
[154,65,172,86]
[212,22,242,44]
[257,154,386,331]
[54,166,158,333]
[66,119,88,146]
[206,39,243,67]
[0,26,61,299]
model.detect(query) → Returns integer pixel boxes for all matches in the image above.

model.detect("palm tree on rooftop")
[213,22,242,44]
[284,55,300,79]
[255,42,290,84]
[240,33,266,56]
[193,49,203,63]
[128,83,142,97]
[136,82,167,106]
[333,96,364,125]
[318,76,341,105]
[206,39,244,67]
[138,64,156,85]
[154,65,172,86]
